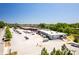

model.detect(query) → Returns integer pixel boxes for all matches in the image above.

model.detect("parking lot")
[10,28,79,55]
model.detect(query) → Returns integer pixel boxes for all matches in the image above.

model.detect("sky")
[0,3,79,24]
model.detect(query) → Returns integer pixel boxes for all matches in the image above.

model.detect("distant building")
[37,29,67,40]
[19,26,38,31]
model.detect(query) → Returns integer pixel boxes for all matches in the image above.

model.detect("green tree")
[5,26,12,41]
[61,44,68,51]
[38,23,79,35]
[55,49,62,55]
[50,48,56,55]
[64,27,72,34]
[0,21,5,28]
[41,47,49,55]
[38,23,46,29]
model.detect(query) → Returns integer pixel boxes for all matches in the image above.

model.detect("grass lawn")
[67,34,79,42]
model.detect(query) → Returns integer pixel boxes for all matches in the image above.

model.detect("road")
[0,28,5,55]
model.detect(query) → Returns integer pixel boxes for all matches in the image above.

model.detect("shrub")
[41,47,49,55]
[9,51,17,55]
[73,35,79,43]
[74,39,79,43]
[55,49,62,55]
[6,49,17,55]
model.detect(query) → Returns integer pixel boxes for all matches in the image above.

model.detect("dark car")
[2,38,4,41]
[43,38,49,42]
[32,33,35,35]
[18,32,21,34]
[24,36,29,40]
[43,40,49,42]
[69,42,79,48]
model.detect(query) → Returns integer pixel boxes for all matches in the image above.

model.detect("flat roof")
[38,29,66,35]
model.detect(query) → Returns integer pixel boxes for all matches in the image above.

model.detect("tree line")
[38,23,79,35]
[0,21,19,29]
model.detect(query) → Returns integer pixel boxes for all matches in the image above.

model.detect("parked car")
[2,38,4,41]
[14,29,21,34]
[2,37,8,42]
[68,42,79,48]
[43,38,49,42]
[32,33,35,35]
[24,36,29,40]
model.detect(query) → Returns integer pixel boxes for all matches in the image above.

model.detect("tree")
[5,26,12,41]
[41,47,49,55]
[38,23,46,29]
[64,27,72,34]
[37,23,79,35]
[58,28,64,32]
[61,44,72,55]
[61,44,68,51]
[50,48,56,55]
[0,21,5,28]
[55,49,62,55]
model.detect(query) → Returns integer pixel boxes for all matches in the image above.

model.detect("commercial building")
[37,29,67,40]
